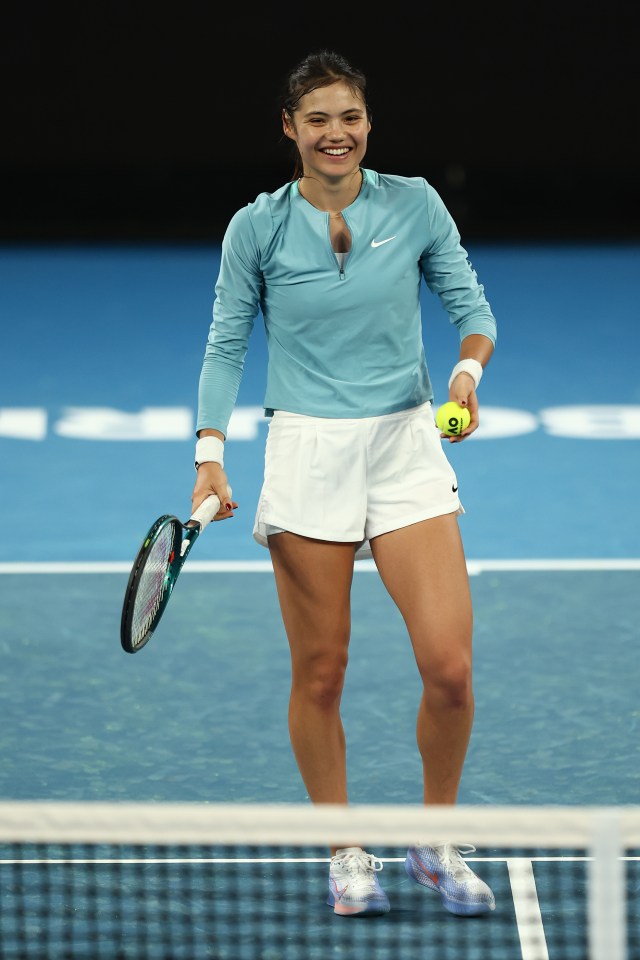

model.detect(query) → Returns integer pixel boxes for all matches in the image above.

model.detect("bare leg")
[370,514,474,804]
[268,533,357,807]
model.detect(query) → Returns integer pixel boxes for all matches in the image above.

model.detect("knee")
[424,657,473,710]
[297,653,348,710]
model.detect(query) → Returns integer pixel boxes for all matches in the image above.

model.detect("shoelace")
[435,843,478,881]
[333,849,384,876]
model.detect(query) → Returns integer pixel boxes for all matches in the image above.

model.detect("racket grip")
[189,494,221,531]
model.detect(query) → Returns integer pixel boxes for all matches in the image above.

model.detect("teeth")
[324,149,349,155]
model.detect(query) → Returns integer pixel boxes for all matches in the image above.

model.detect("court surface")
[1,242,639,957]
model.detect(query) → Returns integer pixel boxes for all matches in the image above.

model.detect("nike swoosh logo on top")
[371,236,397,248]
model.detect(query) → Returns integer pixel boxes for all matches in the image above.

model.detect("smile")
[321,148,350,156]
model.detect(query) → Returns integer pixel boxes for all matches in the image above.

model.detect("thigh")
[370,514,472,672]
[268,532,357,665]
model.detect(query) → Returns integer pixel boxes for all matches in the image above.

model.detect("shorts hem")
[256,515,364,546]
[253,499,464,556]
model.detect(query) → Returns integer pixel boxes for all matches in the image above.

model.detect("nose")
[326,119,345,139]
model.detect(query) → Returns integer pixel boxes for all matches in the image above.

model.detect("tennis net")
[0,801,638,960]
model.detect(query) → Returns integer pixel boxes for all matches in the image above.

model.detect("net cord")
[0,802,638,848]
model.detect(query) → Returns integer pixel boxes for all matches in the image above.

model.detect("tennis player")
[192,49,497,919]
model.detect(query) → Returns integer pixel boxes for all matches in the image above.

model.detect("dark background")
[2,2,638,243]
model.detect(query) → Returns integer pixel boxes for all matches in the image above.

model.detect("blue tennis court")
[1,242,639,957]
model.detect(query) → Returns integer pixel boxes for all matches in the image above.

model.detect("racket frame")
[120,496,219,654]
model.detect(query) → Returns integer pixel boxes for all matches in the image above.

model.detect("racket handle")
[189,494,221,531]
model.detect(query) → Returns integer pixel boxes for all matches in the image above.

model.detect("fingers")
[213,490,239,521]
[446,380,479,443]
[449,372,476,409]
[192,463,238,519]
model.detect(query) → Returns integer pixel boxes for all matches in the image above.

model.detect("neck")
[298,168,363,215]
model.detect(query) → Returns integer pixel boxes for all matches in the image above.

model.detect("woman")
[192,49,497,919]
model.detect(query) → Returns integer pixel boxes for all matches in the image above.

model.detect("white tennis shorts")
[252,401,463,561]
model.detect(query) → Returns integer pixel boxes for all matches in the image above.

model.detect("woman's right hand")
[192,462,238,520]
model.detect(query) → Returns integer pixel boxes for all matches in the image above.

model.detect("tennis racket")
[120,494,221,654]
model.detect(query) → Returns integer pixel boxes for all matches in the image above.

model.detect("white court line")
[0,559,639,575]
[507,858,549,960]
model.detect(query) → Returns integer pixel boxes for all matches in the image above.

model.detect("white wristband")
[195,436,224,470]
[448,359,483,391]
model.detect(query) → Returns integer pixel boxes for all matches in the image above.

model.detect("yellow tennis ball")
[436,402,471,436]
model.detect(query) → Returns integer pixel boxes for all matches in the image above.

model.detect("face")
[283,80,371,182]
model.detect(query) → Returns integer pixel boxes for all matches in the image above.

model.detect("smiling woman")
[279,56,373,255]
[282,74,371,217]
[187,48,498,921]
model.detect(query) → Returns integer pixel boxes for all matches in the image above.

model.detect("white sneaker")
[405,843,496,916]
[327,846,390,916]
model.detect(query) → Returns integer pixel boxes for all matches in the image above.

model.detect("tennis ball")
[436,402,471,436]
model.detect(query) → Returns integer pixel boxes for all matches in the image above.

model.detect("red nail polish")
[225,503,232,511]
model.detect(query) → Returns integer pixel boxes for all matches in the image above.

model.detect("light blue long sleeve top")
[197,168,497,437]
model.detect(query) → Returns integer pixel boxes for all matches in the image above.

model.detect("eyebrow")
[301,108,365,118]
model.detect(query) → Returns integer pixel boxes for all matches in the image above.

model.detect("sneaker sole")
[327,893,390,917]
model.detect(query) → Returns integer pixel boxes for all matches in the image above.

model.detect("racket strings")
[130,524,176,648]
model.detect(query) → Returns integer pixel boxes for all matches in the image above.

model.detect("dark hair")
[280,50,371,181]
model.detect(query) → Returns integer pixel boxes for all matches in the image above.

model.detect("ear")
[282,109,296,141]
